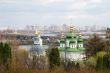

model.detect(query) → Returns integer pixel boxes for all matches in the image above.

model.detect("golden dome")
[35,29,40,35]
[69,25,75,32]
[61,32,64,39]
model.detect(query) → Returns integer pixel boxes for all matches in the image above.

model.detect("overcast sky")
[0,0,110,29]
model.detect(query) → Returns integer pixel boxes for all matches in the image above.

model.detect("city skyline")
[0,0,110,29]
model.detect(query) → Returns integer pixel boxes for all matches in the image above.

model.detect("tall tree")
[0,42,12,65]
[48,48,60,69]
[0,42,4,63]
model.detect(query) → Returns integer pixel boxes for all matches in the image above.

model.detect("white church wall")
[66,40,70,47]
[60,44,65,48]
[74,44,77,48]
[70,44,73,48]
[78,44,83,48]
[70,44,77,48]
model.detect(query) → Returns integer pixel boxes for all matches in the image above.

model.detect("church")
[59,25,85,52]
[29,30,45,59]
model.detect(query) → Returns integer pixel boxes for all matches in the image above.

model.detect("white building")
[29,29,45,59]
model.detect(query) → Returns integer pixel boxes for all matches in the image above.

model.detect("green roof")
[60,39,65,43]
[78,42,83,44]
[66,39,76,41]
[66,32,74,37]
[69,41,75,44]
[73,36,77,39]
[66,36,72,39]
[78,39,83,43]
[78,39,83,41]
[59,48,85,52]
[66,32,78,40]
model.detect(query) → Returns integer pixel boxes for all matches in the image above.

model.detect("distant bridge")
[0,31,106,40]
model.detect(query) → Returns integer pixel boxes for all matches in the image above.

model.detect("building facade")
[29,30,45,59]
[59,26,84,51]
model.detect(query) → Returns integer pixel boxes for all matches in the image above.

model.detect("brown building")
[106,28,110,39]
